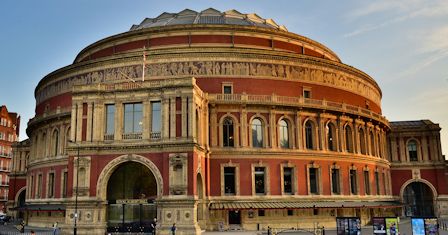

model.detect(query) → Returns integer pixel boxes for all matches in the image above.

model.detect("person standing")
[151,218,157,235]
[171,223,176,235]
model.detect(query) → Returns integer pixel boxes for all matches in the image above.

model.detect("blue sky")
[0,0,447,155]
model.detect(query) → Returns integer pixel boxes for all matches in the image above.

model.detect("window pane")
[223,86,232,94]
[284,167,292,194]
[327,124,334,151]
[305,122,313,149]
[133,103,143,133]
[345,126,353,153]
[408,141,418,161]
[151,102,161,133]
[309,168,318,194]
[124,103,142,134]
[350,170,357,194]
[252,118,263,147]
[223,118,234,147]
[224,167,236,194]
[364,171,370,195]
[255,167,265,194]
[106,105,115,134]
[359,129,366,154]
[375,172,380,195]
[279,120,289,148]
[124,104,134,133]
[331,169,340,194]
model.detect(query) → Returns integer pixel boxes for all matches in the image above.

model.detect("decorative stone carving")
[169,153,188,195]
[36,61,381,106]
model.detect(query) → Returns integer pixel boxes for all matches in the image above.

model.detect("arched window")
[326,122,336,151]
[251,118,263,147]
[52,130,59,156]
[345,125,353,153]
[279,119,289,148]
[408,140,418,161]
[64,127,71,155]
[359,128,366,154]
[223,118,234,147]
[377,133,382,158]
[370,131,375,156]
[42,132,47,158]
[305,121,314,150]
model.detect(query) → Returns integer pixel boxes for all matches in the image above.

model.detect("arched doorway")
[16,189,26,219]
[196,173,205,228]
[403,182,434,217]
[107,161,158,233]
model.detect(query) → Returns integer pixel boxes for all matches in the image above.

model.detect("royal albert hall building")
[6,8,448,234]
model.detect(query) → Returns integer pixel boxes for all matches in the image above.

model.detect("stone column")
[115,101,123,140]
[92,102,103,142]
[421,135,429,161]
[399,138,406,162]
[181,97,188,138]
[240,107,247,147]
[210,106,217,147]
[296,111,303,150]
[189,97,195,140]
[162,98,170,139]
[317,115,324,151]
[76,103,83,142]
[70,104,77,142]
[170,98,176,139]
[269,108,276,148]
[86,102,93,142]
[142,101,150,139]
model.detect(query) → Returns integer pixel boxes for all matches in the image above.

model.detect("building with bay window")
[6,8,448,234]
[0,105,20,213]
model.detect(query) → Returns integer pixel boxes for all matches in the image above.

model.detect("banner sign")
[337,217,361,235]
[412,217,438,235]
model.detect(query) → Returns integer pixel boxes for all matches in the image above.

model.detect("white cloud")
[345,0,448,37]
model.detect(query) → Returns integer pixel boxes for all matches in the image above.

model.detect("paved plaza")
[1,218,448,234]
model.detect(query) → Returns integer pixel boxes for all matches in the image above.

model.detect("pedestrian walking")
[53,221,58,235]
[171,223,176,235]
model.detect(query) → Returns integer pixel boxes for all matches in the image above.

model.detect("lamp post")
[69,140,79,235]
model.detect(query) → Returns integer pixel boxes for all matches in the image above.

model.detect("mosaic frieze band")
[36,61,381,105]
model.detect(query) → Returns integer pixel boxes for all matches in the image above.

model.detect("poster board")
[385,217,399,235]
[411,217,438,235]
[373,217,387,234]
[412,218,425,235]
[336,217,361,235]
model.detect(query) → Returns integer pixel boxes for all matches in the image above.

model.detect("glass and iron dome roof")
[130,8,288,31]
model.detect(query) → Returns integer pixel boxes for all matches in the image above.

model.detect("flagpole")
[142,46,146,81]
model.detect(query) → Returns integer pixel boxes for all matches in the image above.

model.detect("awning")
[15,204,66,212]
[209,201,403,210]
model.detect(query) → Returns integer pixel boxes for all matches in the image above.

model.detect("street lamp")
[69,140,79,235]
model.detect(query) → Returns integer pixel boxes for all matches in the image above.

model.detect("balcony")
[208,93,387,124]
[104,134,114,141]
[0,167,10,173]
[122,133,142,140]
[150,132,161,140]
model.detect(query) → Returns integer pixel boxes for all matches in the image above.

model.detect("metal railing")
[150,132,161,140]
[122,133,143,140]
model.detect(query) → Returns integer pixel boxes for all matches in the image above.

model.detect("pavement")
[1,218,448,235]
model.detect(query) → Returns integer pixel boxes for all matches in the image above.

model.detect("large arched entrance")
[107,161,158,233]
[16,189,26,219]
[403,182,434,217]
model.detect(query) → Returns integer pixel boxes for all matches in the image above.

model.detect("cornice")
[73,24,341,63]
